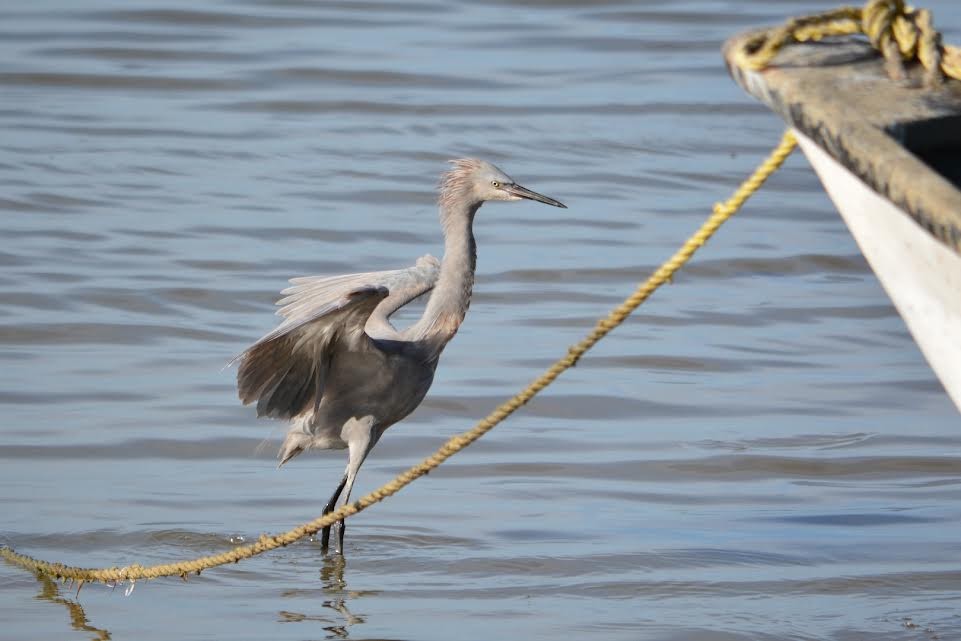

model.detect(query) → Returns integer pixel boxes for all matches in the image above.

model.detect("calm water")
[2,1,960,640]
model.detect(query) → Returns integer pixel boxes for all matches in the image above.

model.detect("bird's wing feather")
[234,255,440,420]
[236,287,387,419]
[367,254,440,336]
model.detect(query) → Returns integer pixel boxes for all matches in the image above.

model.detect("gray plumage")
[235,158,566,554]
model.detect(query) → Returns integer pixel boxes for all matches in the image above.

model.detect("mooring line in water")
[0,130,798,586]
[729,0,961,87]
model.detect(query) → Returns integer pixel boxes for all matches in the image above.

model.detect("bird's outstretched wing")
[235,255,440,420]
[276,254,440,339]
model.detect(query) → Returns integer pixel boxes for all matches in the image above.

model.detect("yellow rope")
[731,0,961,85]
[0,130,799,585]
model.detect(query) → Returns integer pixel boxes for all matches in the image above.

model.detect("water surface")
[2,1,960,640]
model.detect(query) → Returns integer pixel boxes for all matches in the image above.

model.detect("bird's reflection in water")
[280,553,375,639]
[34,573,112,641]
[320,555,365,638]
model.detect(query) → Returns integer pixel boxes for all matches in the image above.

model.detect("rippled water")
[2,1,960,640]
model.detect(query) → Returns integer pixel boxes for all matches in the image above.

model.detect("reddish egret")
[236,159,566,553]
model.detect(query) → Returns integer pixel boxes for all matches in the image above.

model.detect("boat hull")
[795,130,961,411]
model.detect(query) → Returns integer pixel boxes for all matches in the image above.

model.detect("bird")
[234,159,566,554]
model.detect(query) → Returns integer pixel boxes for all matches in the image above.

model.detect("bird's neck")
[413,199,480,350]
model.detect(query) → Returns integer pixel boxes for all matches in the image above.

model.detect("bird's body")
[235,159,565,553]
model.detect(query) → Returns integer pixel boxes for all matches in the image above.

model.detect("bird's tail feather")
[278,431,311,468]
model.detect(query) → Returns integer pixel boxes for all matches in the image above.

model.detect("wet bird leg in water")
[320,473,349,553]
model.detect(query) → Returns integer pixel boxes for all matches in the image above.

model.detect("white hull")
[795,130,961,412]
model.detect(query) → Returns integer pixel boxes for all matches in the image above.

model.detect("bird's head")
[439,158,566,211]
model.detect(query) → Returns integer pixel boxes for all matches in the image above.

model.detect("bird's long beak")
[506,183,567,208]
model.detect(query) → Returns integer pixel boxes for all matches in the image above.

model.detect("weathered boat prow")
[723,33,961,412]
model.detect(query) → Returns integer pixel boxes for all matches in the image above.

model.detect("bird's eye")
[491,180,500,188]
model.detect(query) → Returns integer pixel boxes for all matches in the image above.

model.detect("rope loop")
[731,1,960,86]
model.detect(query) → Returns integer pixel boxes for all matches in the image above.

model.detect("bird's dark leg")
[333,464,365,555]
[330,416,378,555]
[337,513,347,554]
[320,473,349,554]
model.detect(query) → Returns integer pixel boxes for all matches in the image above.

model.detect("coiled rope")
[0,131,798,588]
[730,0,961,86]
